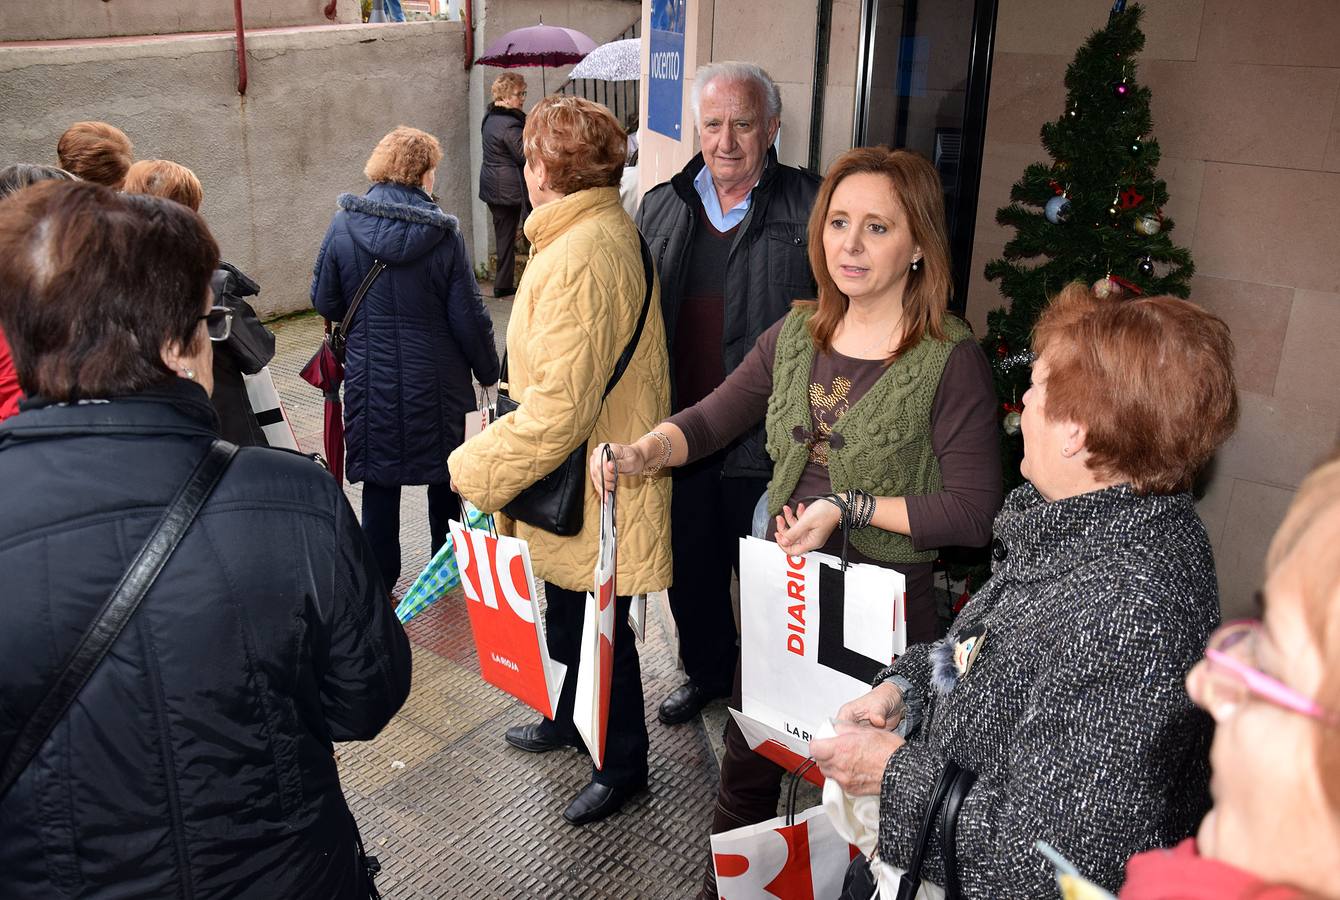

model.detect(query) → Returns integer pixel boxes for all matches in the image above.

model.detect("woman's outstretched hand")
[774,500,842,556]
[589,442,644,493]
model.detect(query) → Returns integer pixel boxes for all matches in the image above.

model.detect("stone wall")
[0,20,473,319]
[1,0,362,43]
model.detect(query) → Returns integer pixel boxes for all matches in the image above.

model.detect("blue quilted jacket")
[311,182,500,485]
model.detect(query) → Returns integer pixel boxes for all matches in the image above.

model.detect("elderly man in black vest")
[637,62,820,726]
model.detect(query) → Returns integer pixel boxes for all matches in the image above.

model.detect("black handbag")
[0,440,238,802]
[895,758,978,900]
[494,236,654,536]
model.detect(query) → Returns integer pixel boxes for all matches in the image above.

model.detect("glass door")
[853,0,998,313]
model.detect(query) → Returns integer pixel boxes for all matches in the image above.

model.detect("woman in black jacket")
[479,72,528,298]
[312,126,500,593]
[0,182,411,899]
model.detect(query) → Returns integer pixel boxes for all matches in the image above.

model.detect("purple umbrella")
[476,20,597,94]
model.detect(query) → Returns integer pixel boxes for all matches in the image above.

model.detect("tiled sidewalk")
[267,310,718,899]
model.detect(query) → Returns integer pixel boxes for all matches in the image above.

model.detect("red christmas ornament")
[1119,186,1145,210]
[996,341,1009,358]
[1002,401,1024,414]
[1109,274,1143,296]
[1048,179,1065,195]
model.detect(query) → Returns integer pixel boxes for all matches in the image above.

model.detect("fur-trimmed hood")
[336,183,459,265]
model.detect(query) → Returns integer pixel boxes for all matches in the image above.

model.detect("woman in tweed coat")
[810,283,1240,899]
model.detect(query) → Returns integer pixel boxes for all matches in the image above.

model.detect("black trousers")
[487,203,523,295]
[535,582,649,790]
[667,453,769,696]
[360,481,458,593]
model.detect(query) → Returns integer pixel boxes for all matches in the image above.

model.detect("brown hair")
[1265,448,1340,813]
[56,121,133,188]
[0,164,75,200]
[0,181,219,401]
[1031,282,1239,494]
[800,147,952,361]
[123,159,204,212]
[491,72,526,103]
[522,96,625,195]
[363,126,443,186]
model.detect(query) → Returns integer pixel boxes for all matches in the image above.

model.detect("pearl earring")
[910,258,921,272]
[179,368,196,381]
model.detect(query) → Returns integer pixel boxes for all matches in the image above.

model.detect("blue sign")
[648,0,686,139]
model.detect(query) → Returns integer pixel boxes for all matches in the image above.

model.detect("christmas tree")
[981,0,1193,494]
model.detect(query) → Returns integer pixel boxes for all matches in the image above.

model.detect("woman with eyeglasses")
[1118,452,1340,899]
[123,158,279,447]
[0,182,411,898]
[810,282,1240,899]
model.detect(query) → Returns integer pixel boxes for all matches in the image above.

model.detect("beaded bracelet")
[642,430,673,477]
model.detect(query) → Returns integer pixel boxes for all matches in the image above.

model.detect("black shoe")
[492,287,516,299]
[504,722,575,753]
[562,779,644,825]
[658,681,717,725]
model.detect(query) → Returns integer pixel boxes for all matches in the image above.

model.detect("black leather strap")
[500,235,655,402]
[940,767,977,900]
[896,758,962,900]
[0,439,238,802]
[332,259,386,353]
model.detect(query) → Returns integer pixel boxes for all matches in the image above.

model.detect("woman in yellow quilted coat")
[448,96,670,826]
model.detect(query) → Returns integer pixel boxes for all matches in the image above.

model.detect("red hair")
[523,96,625,195]
[1031,282,1239,494]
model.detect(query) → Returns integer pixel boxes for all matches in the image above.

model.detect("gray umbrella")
[566,37,640,82]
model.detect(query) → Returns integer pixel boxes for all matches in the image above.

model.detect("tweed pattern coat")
[449,187,672,595]
[874,483,1218,899]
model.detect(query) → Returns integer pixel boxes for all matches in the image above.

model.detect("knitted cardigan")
[874,483,1218,899]
[764,308,973,563]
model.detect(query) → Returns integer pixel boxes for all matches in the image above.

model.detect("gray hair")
[690,62,782,126]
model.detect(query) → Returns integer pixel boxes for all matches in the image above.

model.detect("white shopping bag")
[242,366,300,450]
[712,804,859,900]
[451,520,566,718]
[573,448,618,769]
[734,536,905,773]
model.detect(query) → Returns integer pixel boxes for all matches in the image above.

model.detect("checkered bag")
[394,502,492,624]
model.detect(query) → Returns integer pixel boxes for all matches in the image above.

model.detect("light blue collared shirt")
[693,165,756,232]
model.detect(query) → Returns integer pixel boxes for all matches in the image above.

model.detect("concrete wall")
[0,20,473,319]
[1,0,361,43]
[963,0,1340,617]
[468,0,642,268]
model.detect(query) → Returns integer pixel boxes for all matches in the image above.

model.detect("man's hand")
[774,500,842,556]
[809,720,904,796]
[835,681,905,730]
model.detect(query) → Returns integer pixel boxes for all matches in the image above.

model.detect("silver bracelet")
[642,431,673,477]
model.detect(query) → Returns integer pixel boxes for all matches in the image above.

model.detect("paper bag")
[573,454,618,769]
[712,804,859,900]
[452,520,566,718]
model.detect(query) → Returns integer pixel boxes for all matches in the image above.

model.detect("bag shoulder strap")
[499,236,654,397]
[895,758,962,900]
[601,236,655,399]
[940,767,977,900]
[336,259,387,336]
[0,439,239,802]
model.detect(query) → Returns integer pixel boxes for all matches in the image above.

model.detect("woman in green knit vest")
[593,146,1002,898]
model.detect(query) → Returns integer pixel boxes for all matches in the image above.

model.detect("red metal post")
[463,0,474,70]
[233,0,249,95]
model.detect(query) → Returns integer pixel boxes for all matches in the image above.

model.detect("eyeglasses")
[199,305,233,342]
[1197,619,1338,727]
